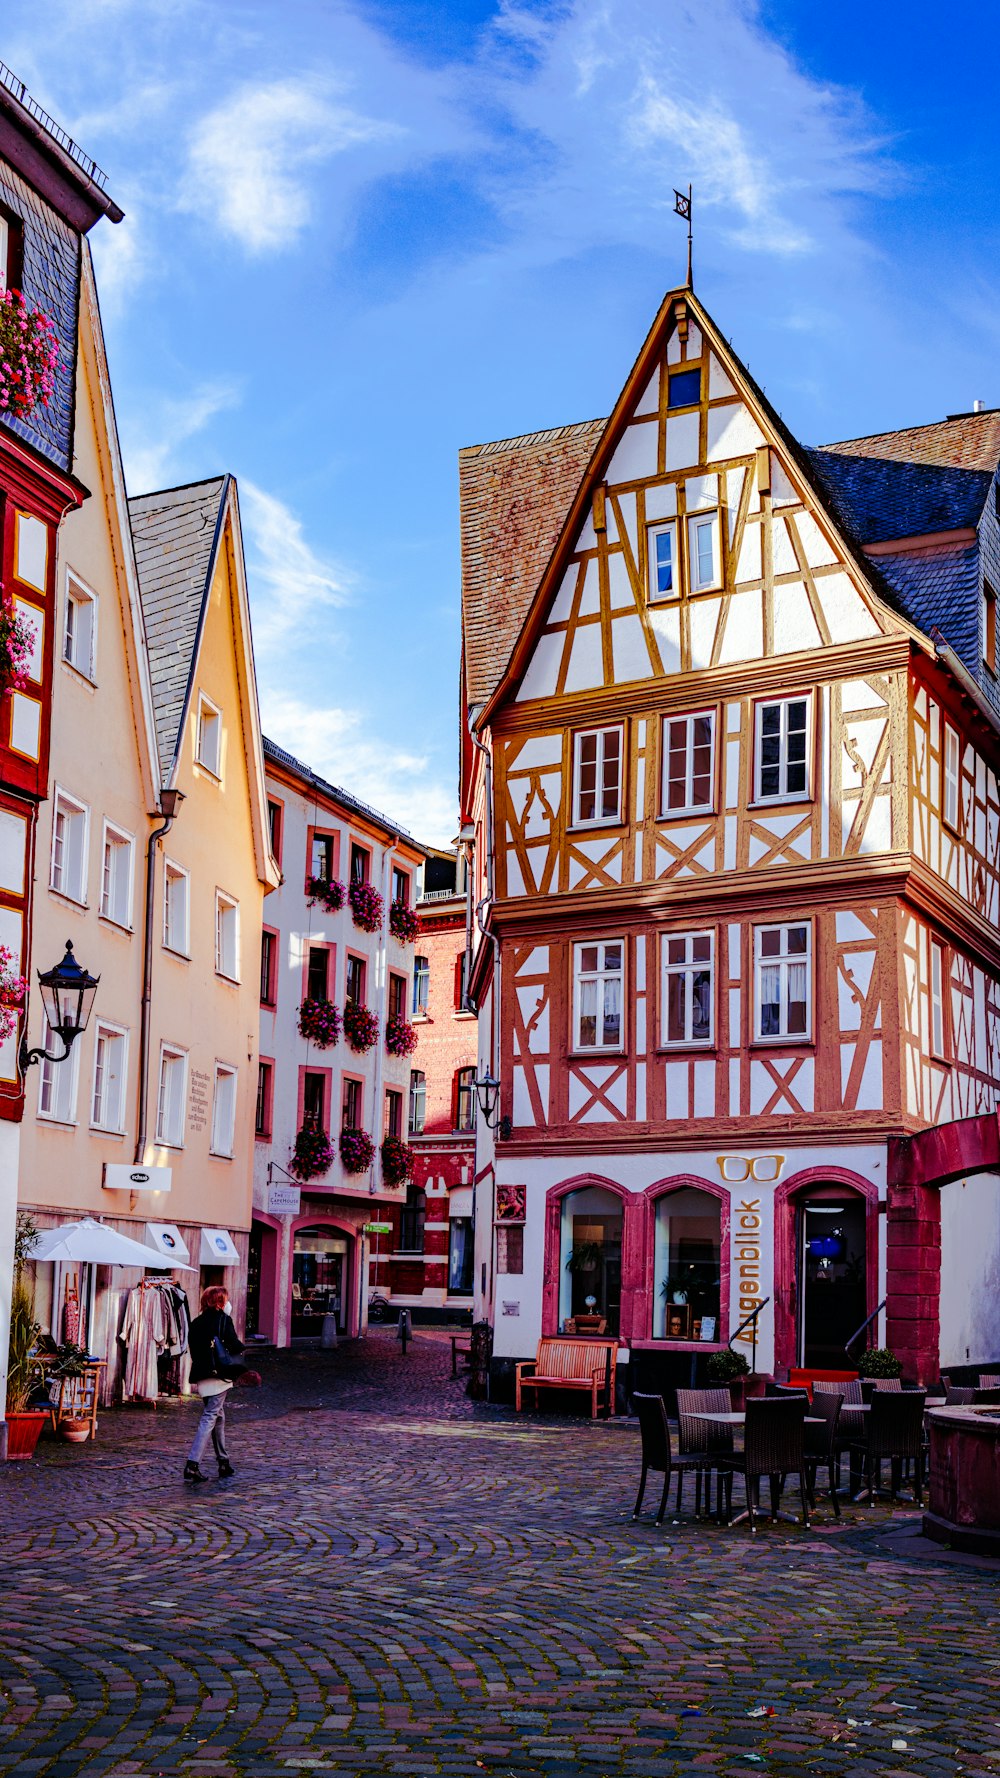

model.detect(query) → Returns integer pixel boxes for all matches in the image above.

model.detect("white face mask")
[223,1300,233,1316]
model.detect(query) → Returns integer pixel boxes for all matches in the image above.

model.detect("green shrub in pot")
[706,1348,750,1381]
[856,1347,902,1380]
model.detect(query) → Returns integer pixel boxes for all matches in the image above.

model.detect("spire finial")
[673,184,693,288]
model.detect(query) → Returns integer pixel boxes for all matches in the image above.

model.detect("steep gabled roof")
[128,476,228,780]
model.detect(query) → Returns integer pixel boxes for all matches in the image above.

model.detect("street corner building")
[459,284,1000,1400]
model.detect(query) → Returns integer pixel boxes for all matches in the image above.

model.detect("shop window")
[662,711,714,815]
[341,1075,361,1129]
[572,726,623,826]
[449,1218,474,1294]
[455,1067,476,1132]
[350,842,369,885]
[661,931,714,1046]
[754,921,811,1040]
[558,1185,622,1336]
[292,1226,348,1336]
[572,939,624,1051]
[399,1179,426,1253]
[755,696,810,801]
[652,1187,722,1341]
[260,929,277,1005]
[413,955,430,1016]
[409,1069,426,1135]
[307,946,330,1002]
[255,1060,273,1138]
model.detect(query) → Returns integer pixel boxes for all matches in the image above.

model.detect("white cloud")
[239,481,351,647]
[183,78,400,253]
[120,379,240,493]
[89,211,148,320]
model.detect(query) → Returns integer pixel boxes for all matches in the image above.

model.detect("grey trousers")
[187,1389,230,1465]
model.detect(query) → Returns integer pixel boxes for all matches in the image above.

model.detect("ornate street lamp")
[19,940,100,1072]
[472,1071,512,1141]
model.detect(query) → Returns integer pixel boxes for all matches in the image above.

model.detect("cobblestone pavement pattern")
[2,1332,1000,1776]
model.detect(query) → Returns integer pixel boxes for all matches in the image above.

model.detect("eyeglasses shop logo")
[716,1154,785,1184]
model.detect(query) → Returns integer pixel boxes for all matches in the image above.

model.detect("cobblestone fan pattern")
[2,1333,1000,1776]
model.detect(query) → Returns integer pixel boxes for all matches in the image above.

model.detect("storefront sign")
[362,1221,392,1234]
[104,1164,172,1192]
[267,1183,301,1216]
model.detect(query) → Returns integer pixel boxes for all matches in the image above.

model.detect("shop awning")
[146,1222,191,1264]
[200,1228,240,1265]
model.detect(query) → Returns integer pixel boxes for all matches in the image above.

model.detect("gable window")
[350,842,369,885]
[215,893,239,981]
[63,573,97,679]
[345,954,365,1007]
[50,790,88,904]
[455,1066,476,1132]
[392,865,410,906]
[388,972,406,1022]
[755,697,810,802]
[668,367,701,409]
[163,861,190,956]
[943,723,960,829]
[340,1075,360,1129]
[260,929,277,1005]
[255,1060,273,1138]
[984,583,997,674]
[409,1068,426,1135]
[210,1065,238,1158]
[662,711,714,815]
[385,1088,403,1140]
[648,521,678,602]
[413,955,430,1016]
[754,922,811,1041]
[156,1046,187,1147]
[91,1024,127,1132]
[99,823,133,929]
[930,940,948,1060]
[687,511,720,593]
[573,726,623,825]
[196,696,222,777]
[307,945,329,1002]
[38,1024,80,1124]
[573,940,624,1052]
[661,932,714,1047]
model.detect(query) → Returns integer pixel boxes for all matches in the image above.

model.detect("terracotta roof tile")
[820,410,1000,473]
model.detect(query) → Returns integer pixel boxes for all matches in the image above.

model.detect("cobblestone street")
[2,1333,999,1777]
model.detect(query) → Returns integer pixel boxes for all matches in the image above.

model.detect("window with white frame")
[661,932,714,1046]
[755,697,810,801]
[687,510,721,593]
[38,1024,80,1123]
[754,922,811,1040]
[156,1046,187,1146]
[930,940,948,1059]
[50,790,88,903]
[662,711,715,815]
[63,573,97,679]
[944,724,960,829]
[91,1023,128,1132]
[210,1065,238,1157]
[163,860,190,955]
[99,823,133,928]
[196,696,221,776]
[573,940,624,1051]
[215,893,239,980]
[648,520,678,602]
[573,726,623,825]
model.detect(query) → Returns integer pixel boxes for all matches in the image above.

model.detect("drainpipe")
[368,833,399,1195]
[134,789,184,1165]
[468,715,500,1324]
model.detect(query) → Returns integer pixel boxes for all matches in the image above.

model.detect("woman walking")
[184,1284,244,1482]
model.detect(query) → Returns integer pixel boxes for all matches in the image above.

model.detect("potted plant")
[298,997,341,1048]
[857,1347,903,1380]
[348,880,384,933]
[343,1001,379,1054]
[340,1126,376,1175]
[707,1345,752,1409]
[306,876,346,914]
[0,593,34,701]
[385,1014,418,1057]
[0,288,59,419]
[566,1241,603,1274]
[389,901,421,944]
[381,1134,414,1187]
[48,1342,91,1442]
[289,1124,335,1182]
[0,940,26,1045]
[5,1211,45,1460]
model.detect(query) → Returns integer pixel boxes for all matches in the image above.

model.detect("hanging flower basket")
[0,590,34,693]
[343,1001,379,1053]
[289,1124,334,1182]
[0,944,26,1046]
[340,1126,375,1174]
[298,998,341,1048]
[381,1135,414,1187]
[389,901,421,944]
[385,1015,418,1058]
[0,289,59,420]
[349,880,384,933]
[306,876,346,914]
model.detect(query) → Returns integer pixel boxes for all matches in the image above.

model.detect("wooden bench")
[515,1337,618,1418]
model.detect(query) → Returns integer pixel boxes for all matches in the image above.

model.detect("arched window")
[558,1185,623,1336]
[652,1187,722,1341]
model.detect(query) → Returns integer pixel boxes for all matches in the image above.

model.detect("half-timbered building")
[460,285,1000,1395]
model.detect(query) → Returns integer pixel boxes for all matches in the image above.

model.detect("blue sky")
[4,0,998,841]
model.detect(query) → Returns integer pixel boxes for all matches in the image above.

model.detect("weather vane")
[674,184,693,289]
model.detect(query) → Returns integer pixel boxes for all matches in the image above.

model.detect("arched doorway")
[291,1224,353,1339]
[777,1176,875,1370]
[558,1185,623,1334]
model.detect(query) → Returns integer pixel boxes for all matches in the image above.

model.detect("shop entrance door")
[797,1196,867,1368]
[292,1228,349,1337]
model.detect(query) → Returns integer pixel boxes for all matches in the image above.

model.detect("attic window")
[668,368,701,410]
[196,695,222,777]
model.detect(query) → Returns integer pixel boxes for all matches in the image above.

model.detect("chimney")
[974,399,985,413]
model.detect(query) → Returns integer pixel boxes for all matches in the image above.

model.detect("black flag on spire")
[674,184,693,288]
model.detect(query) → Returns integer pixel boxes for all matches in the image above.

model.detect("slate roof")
[807,451,993,547]
[128,477,228,780]
[262,736,423,848]
[873,542,981,666]
[460,418,605,707]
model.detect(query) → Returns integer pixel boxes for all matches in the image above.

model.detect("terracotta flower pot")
[58,1417,90,1444]
[5,1410,47,1460]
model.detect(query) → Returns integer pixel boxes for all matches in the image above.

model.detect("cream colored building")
[19,249,279,1398]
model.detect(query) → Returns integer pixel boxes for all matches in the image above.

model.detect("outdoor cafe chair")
[973,1387,1000,1404]
[803,1390,843,1519]
[979,1373,1000,1389]
[945,1385,976,1406]
[720,1396,809,1533]
[631,1393,676,1525]
[765,1382,810,1401]
[847,1390,926,1504]
[676,1387,735,1519]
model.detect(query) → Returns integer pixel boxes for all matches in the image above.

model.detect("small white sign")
[267,1183,301,1216]
[104,1163,172,1192]
[200,1227,240,1265]
[501,1301,520,1317]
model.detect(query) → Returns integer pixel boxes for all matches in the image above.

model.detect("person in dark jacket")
[183,1284,244,1482]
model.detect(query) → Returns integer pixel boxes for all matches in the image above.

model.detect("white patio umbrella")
[31,1217,195,1270]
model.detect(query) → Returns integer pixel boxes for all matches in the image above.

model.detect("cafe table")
[686,1409,823,1524]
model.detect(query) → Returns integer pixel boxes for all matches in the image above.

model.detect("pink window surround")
[633,1175,730,1348]
[772,1166,880,1374]
[300,940,335,1006]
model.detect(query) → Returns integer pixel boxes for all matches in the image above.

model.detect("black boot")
[217,1459,235,1479]
[183,1461,207,1483]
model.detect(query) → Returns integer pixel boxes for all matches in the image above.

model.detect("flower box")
[340,1126,375,1174]
[289,1125,334,1181]
[389,901,421,944]
[343,1001,379,1054]
[349,880,384,933]
[0,289,58,420]
[381,1135,414,1187]
[0,594,34,696]
[0,943,25,1046]
[306,876,346,914]
[298,998,341,1048]
[385,1015,418,1058]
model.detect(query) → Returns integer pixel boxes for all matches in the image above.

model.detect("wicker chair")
[676,1387,735,1519]
[847,1390,926,1503]
[803,1390,842,1518]
[973,1388,1000,1404]
[945,1386,976,1406]
[721,1397,809,1532]
[979,1373,1000,1389]
[765,1383,810,1401]
[631,1393,675,1524]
